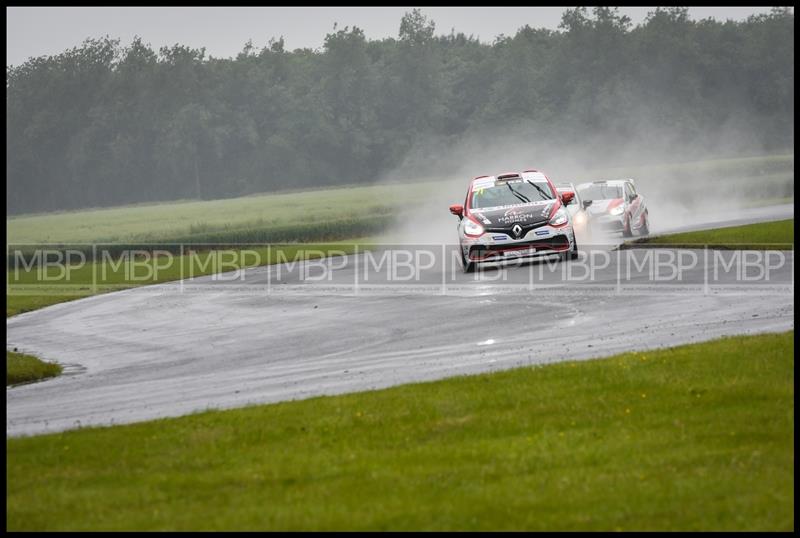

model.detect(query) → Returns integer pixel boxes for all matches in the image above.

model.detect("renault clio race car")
[449,170,578,272]
[576,179,650,237]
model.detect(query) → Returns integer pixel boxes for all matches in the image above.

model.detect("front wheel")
[461,249,476,273]
[561,237,579,261]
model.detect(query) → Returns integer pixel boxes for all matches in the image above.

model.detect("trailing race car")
[448,169,578,273]
[576,179,650,237]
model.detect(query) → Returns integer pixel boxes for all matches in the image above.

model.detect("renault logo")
[512,224,523,238]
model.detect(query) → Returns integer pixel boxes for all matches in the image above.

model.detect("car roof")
[579,179,632,185]
[576,179,632,188]
[470,170,550,188]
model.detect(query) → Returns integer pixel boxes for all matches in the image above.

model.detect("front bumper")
[593,214,625,233]
[461,225,574,262]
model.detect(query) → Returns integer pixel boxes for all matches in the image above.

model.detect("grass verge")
[6,350,62,386]
[624,219,794,250]
[7,331,794,531]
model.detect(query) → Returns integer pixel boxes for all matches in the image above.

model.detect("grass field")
[6,331,794,531]
[6,350,62,386]
[627,219,794,250]
[7,182,440,244]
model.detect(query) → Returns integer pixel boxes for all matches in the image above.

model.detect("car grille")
[484,220,548,239]
[469,235,570,260]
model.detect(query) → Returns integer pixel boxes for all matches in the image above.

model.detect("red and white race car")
[576,179,650,237]
[448,170,578,272]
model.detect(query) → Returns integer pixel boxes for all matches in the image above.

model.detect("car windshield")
[471,180,554,209]
[578,184,623,201]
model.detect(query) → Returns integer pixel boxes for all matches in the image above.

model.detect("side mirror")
[449,204,464,218]
[560,191,575,205]
[582,199,593,209]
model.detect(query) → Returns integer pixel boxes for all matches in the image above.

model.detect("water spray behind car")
[376,118,792,250]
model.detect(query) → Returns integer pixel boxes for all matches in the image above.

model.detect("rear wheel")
[639,212,650,236]
[622,216,633,238]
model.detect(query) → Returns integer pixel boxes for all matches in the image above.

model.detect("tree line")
[6,7,794,215]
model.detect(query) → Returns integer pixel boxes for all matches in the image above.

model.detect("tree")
[5,9,794,214]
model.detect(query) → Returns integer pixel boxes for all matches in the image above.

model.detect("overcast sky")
[6,6,786,66]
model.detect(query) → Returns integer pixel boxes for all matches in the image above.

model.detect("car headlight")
[549,207,568,226]
[464,217,485,237]
[609,205,624,216]
[574,212,587,225]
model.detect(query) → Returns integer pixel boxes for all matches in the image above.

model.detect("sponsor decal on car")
[475,200,548,212]
[498,207,534,225]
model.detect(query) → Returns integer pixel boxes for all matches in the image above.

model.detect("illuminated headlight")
[464,218,485,237]
[574,212,587,225]
[609,205,624,216]
[549,207,568,226]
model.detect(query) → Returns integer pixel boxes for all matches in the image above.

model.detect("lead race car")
[448,170,579,272]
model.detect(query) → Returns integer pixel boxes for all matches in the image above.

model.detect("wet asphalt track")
[6,204,794,436]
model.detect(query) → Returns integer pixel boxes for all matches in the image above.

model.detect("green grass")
[7,331,794,531]
[7,182,440,244]
[6,350,62,386]
[627,219,794,250]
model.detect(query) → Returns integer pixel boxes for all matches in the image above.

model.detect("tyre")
[561,237,579,261]
[639,212,650,237]
[622,216,633,238]
[461,249,476,273]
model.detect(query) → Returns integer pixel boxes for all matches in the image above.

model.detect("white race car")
[576,179,650,237]
[449,170,578,272]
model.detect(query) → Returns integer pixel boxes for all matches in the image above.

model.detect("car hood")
[470,200,556,229]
